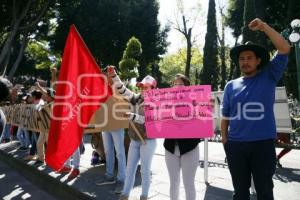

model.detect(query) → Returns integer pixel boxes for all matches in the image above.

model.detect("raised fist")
[35,82,40,87]
[248,18,265,31]
[107,65,117,77]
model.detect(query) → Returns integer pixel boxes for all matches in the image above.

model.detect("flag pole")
[129,121,146,145]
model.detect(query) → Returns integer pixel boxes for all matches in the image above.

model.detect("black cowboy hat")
[230,41,270,67]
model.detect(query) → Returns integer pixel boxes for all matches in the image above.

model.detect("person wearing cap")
[106,66,157,200]
[164,74,201,200]
[221,18,290,200]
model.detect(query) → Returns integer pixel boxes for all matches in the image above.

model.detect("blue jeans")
[17,127,30,147]
[122,139,157,197]
[102,129,126,182]
[29,132,38,156]
[66,147,81,169]
[0,124,11,142]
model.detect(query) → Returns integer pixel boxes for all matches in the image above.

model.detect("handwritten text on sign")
[144,85,213,138]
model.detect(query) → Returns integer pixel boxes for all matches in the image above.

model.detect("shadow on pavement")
[203,184,232,200]
[274,167,300,183]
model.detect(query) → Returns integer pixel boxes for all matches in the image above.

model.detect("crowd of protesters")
[0,18,298,200]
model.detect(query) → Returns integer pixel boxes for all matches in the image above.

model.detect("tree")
[200,0,219,91]
[176,14,192,78]
[172,0,192,78]
[242,0,259,43]
[225,0,244,80]
[159,47,203,85]
[218,6,227,90]
[0,0,53,77]
[119,36,142,80]
[225,0,244,41]
[128,0,169,80]
[169,0,201,78]
[284,0,300,98]
[255,0,268,48]
[51,0,130,67]
[51,0,168,80]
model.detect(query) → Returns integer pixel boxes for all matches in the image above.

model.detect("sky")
[158,0,236,54]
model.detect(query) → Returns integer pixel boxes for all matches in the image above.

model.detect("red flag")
[45,25,112,170]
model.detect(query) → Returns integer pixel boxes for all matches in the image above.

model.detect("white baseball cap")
[136,75,157,88]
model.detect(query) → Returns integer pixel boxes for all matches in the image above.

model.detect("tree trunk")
[8,32,28,80]
[0,0,50,73]
[1,50,11,76]
[219,7,227,90]
[0,0,32,71]
[229,37,239,80]
[195,69,199,85]
[185,28,192,78]
[0,24,19,69]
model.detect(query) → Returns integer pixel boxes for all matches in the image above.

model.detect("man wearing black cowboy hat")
[221,18,290,200]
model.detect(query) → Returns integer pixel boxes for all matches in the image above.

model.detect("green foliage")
[242,0,259,43]
[128,0,169,80]
[159,48,203,85]
[225,0,244,39]
[51,0,168,76]
[25,41,52,69]
[122,37,142,59]
[119,37,142,80]
[200,0,219,91]
[0,0,56,78]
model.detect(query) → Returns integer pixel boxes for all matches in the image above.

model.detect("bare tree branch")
[173,27,186,36]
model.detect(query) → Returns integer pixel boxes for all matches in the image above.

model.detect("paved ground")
[0,136,299,200]
[0,159,57,200]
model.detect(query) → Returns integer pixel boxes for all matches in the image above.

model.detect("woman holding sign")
[164,74,200,200]
[107,66,157,200]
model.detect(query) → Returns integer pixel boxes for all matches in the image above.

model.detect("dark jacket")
[164,138,200,155]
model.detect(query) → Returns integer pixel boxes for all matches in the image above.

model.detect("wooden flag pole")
[129,121,146,145]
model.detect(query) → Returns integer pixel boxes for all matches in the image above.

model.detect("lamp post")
[289,19,300,101]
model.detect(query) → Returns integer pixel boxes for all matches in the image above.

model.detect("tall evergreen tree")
[119,36,142,80]
[225,0,244,80]
[225,0,244,41]
[218,7,227,90]
[200,0,219,91]
[255,0,268,48]
[242,0,259,43]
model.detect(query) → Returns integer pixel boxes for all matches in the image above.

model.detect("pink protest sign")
[144,85,213,138]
